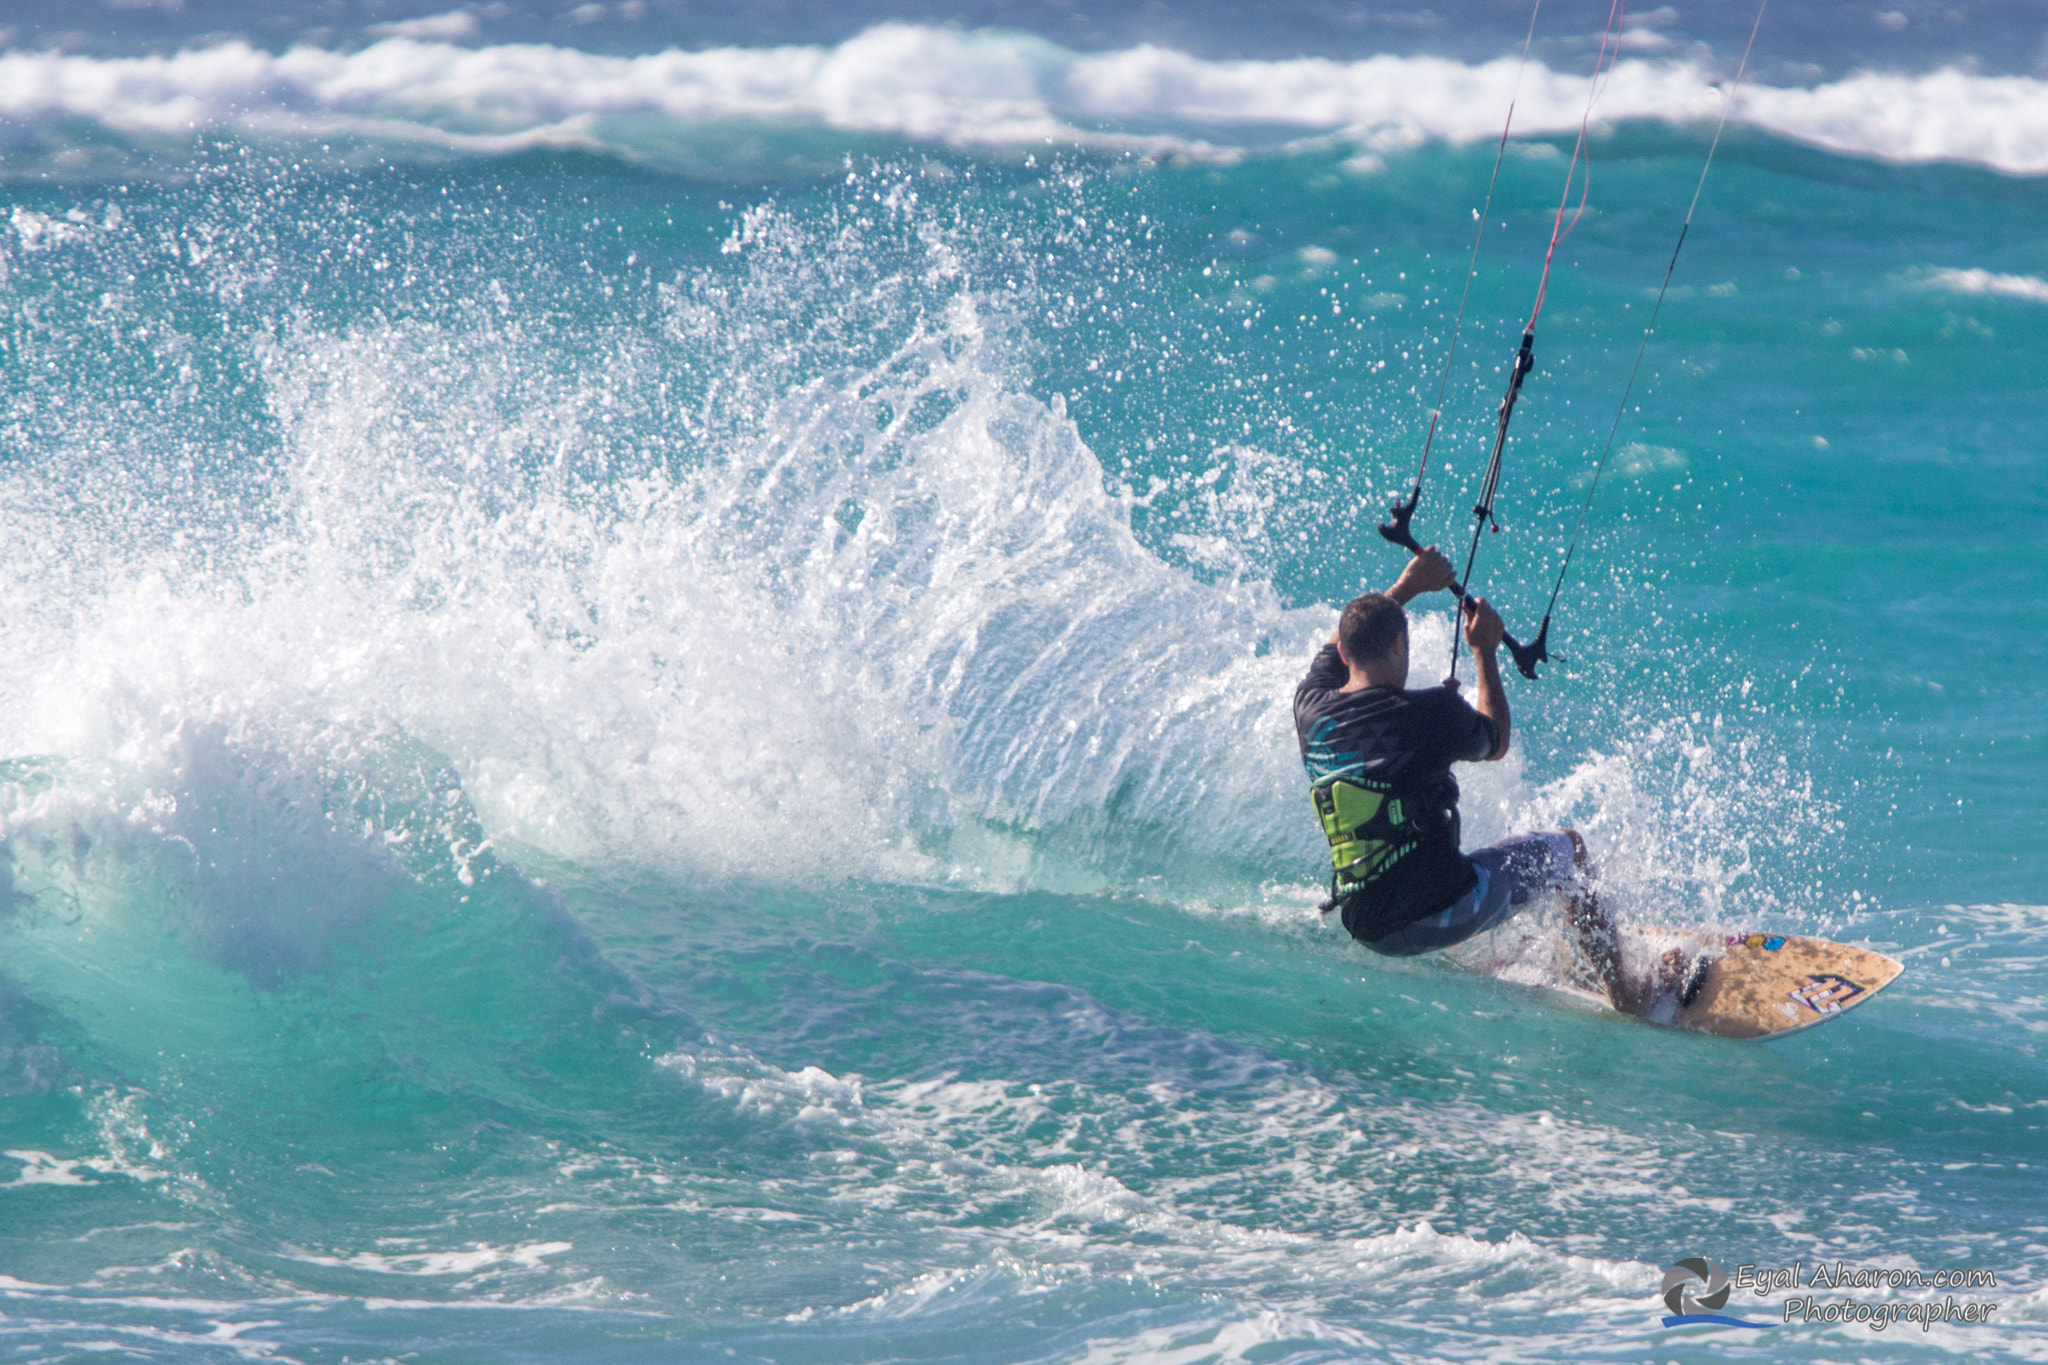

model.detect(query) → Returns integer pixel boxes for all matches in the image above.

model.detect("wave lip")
[0,25,2045,174]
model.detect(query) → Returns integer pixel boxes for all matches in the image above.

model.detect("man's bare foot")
[1559,830,1630,1009]
[1615,946,1708,1018]
[1675,951,1711,1009]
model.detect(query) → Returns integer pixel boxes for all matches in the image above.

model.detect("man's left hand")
[1388,546,1457,604]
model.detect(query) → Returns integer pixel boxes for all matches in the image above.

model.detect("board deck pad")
[1445,915,1905,1039]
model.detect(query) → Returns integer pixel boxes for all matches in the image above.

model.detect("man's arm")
[1462,596,1512,761]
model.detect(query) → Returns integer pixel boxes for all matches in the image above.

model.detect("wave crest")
[1,26,2044,174]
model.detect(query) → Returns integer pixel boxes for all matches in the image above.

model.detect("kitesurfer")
[1294,546,1671,1015]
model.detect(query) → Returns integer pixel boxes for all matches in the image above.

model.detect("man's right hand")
[1461,594,1504,653]
[1387,545,1457,604]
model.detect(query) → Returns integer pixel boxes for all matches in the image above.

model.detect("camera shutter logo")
[1659,1257,1767,1328]
[1663,1257,1732,1316]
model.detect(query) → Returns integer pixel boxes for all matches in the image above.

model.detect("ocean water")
[1,2,2045,1361]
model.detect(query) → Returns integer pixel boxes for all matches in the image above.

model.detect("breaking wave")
[2,25,2046,175]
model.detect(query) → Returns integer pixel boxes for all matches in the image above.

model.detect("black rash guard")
[1293,643,1499,941]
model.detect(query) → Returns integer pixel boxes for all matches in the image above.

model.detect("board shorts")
[1360,831,1581,957]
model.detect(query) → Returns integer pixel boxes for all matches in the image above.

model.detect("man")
[1293,547,1662,1014]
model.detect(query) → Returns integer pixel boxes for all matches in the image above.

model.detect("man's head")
[1338,592,1408,682]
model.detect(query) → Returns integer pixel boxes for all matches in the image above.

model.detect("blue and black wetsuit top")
[1292,642,1499,942]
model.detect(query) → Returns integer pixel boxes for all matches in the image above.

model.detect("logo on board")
[1788,973,1865,1015]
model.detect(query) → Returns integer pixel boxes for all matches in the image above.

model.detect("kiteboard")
[1447,916,1904,1040]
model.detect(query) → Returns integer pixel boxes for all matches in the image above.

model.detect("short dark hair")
[1339,593,1407,667]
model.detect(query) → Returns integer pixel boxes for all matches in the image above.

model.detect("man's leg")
[1464,831,1647,1014]
[1555,832,1700,1016]
[1556,834,1654,1015]
[1365,832,1698,1013]
[1558,830,1627,1008]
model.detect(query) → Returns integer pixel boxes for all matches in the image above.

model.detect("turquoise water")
[2,7,2046,1361]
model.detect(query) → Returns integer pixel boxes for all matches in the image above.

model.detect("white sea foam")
[2,1094,176,1190]
[3,1149,100,1186]
[656,1032,1660,1288]
[286,1241,573,1277]
[0,26,2044,174]
[1924,267,2048,304]
[365,11,481,42]
[636,998,1936,1357]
